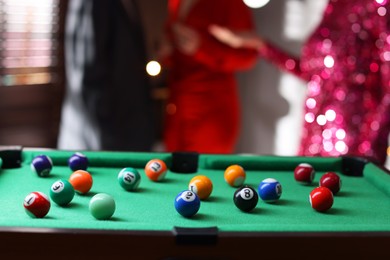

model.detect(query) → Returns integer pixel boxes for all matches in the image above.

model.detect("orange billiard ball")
[224,164,246,187]
[189,175,213,200]
[69,170,93,194]
[145,159,168,182]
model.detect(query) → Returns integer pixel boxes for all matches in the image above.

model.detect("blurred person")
[58,0,157,151]
[159,0,258,154]
[210,0,390,165]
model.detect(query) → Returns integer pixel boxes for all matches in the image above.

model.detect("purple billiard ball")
[68,152,88,171]
[31,155,53,177]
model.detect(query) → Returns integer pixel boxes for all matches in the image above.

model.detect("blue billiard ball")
[31,155,53,177]
[68,152,88,171]
[174,190,201,218]
[258,178,282,203]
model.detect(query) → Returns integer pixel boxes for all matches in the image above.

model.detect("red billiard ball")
[69,170,93,194]
[188,175,213,200]
[145,159,168,182]
[320,172,341,194]
[309,186,334,212]
[294,163,315,184]
[23,191,51,218]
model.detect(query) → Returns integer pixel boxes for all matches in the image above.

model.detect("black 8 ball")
[233,185,259,212]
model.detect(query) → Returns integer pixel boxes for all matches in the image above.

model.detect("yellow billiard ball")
[188,175,213,200]
[224,164,246,187]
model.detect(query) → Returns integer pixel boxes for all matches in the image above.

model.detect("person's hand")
[208,24,264,49]
[172,23,200,55]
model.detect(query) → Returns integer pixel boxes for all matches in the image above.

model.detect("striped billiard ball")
[31,155,53,177]
[118,167,141,191]
[68,152,89,171]
[258,178,282,203]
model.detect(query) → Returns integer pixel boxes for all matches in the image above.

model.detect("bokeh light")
[146,60,161,76]
[243,0,270,9]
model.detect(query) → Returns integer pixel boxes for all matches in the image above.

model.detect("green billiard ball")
[49,179,75,206]
[89,193,116,220]
[118,167,141,191]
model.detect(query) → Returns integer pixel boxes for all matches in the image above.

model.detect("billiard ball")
[320,172,341,194]
[174,190,201,218]
[49,179,75,206]
[145,159,168,182]
[23,191,51,218]
[309,186,334,212]
[31,155,53,177]
[68,152,88,171]
[294,163,315,184]
[258,178,282,203]
[118,167,141,191]
[224,164,246,187]
[188,175,213,200]
[89,193,116,220]
[233,185,258,212]
[69,170,93,194]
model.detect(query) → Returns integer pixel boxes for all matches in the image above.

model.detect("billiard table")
[0,146,389,259]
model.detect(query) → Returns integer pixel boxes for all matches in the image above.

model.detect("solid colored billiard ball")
[49,179,75,206]
[233,185,258,212]
[118,167,141,191]
[89,193,116,220]
[309,186,334,212]
[294,163,315,184]
[224,164,246,187]
[69,170,93,194]
[320,172,342,194]
[145,159,168,182]
[68,152,88,171]
[23,191,51,218]
[174,190,201,218]
[188,175,213,200]
[31,155,53,177]
[258,178,282,203]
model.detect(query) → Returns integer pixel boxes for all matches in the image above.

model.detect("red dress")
[163,0,257,154]
[260,0,390,164]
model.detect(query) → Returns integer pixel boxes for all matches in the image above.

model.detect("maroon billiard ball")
[23,191,51,218]
[320,172,341,194]
[294,163,315,184]
[309,186,333,212]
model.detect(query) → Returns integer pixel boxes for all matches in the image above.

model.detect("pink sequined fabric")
[261,0,390,164]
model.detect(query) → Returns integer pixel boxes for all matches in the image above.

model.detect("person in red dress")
[159,0,258,154]
[210,0,390,164]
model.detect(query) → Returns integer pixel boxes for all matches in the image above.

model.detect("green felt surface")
[0,150,389,233]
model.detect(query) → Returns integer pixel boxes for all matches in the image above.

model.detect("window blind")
[0,0,60,87]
